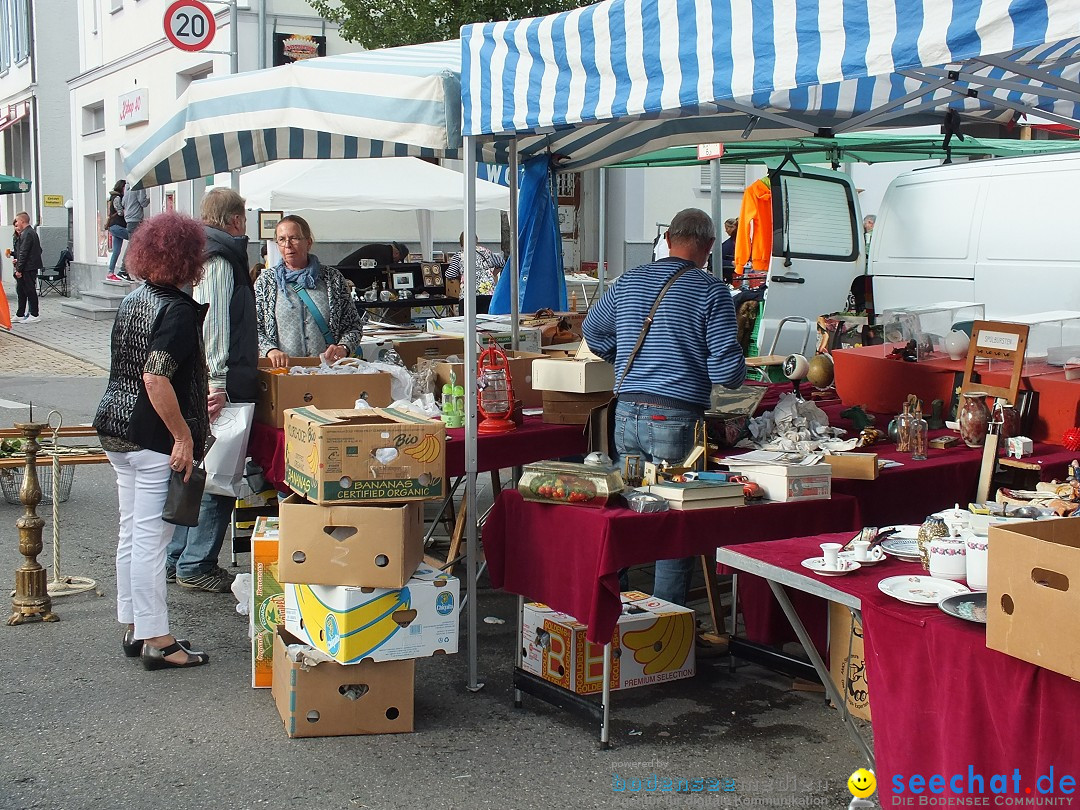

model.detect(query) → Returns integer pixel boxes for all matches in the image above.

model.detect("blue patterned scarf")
[273,254,321,308]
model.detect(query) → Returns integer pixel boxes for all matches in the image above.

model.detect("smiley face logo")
[848,768,876,798]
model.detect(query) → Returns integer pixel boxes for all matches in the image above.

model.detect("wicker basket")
[0,464,76,505]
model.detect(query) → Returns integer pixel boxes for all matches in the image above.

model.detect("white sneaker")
[24,315,40,323]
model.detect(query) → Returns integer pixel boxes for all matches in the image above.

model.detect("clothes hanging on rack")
[734,178,773,273]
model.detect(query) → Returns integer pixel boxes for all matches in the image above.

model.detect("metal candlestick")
[8,421,59,625]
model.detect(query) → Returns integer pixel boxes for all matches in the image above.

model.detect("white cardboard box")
[520,592,695,694]
[531,357,616,393]
[283,563,459,664]
[728,463,832,502]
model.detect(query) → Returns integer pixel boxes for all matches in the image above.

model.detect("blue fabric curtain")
[490,156,567,314]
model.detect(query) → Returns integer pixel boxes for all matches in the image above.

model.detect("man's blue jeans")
[613,399,702,606]
[167,492,233,578]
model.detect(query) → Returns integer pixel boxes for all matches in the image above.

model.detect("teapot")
[928,530,967,582]
[938,504,970,535]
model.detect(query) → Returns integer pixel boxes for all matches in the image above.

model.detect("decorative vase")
[916,515,949,571]
[993,400,1021,440]
[958,392,992,448]
[944,330,970,361]
[929,531,967,581]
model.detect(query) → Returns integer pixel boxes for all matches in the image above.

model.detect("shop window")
[176,63,213,97]
[83,102,105,135]
[776,174,857,261]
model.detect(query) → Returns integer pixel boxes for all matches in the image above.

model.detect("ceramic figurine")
[928,399,946,430]
[958,392,992,448]
[916,515,949,571]
[944,330,970,361]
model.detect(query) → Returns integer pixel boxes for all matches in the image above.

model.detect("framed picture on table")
[258,210,283,240]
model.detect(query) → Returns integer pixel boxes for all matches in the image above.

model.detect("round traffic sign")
[164,0,216,53]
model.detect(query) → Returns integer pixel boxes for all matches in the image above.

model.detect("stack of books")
[645,480,745,511]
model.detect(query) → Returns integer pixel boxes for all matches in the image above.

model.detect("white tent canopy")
[238,157,509,212]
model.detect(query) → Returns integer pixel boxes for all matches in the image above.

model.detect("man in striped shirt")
[582,208,746,606]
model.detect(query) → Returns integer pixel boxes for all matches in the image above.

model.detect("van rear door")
[757,168,863,357]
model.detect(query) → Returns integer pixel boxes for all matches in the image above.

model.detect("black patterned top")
[94,283,210,458]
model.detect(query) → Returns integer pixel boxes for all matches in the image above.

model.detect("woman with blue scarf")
[255,215,364,367]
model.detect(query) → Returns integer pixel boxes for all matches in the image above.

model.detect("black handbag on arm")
[585,266,695,456]
[162,464,207,527]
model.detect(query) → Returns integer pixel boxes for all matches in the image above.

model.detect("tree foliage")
[308,0,587,50]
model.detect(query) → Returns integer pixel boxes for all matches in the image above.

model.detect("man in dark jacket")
[167,188,257,593]
[13,212,43,323]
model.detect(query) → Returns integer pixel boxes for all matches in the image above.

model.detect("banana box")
[251,517,285,689]
[272,627,415,737]
[520,592,695,695]
[284,407,446,505]
[283,563,459,664]
[277,494,424,589]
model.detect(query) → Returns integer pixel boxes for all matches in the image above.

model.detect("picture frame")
[258,210,283,240]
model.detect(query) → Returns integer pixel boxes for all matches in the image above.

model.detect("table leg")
[728,572,739,673]
[765,579,874,766]
[514,594,524,709]
[698,555,727,640]
[600,641,612,749]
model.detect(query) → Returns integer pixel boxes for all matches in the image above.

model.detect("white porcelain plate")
[880,537,921,561]
[886,525,921,541]
[838,547,886,566]
[878,575,970,605]
[801,557,861,577]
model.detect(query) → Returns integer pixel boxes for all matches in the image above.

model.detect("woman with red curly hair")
[94,211,212,671]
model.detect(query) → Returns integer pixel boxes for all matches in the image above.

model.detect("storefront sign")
[118,89,149,127]
[273,33,325,65]
[42,195,65,207]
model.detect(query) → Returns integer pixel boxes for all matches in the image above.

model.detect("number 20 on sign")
[164,0,217,53]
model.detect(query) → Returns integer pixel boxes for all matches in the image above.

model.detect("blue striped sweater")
[581,257,746,409]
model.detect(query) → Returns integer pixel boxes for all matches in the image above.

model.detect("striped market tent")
[122,40,467,187]
[461,0,1080,170]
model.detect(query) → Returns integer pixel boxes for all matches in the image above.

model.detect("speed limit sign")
[164,0,217,52]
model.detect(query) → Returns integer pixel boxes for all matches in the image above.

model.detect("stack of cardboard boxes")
[256,405,459,737]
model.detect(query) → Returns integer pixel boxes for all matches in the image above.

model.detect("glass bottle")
[895,403,913,453]
[910,405,928,461]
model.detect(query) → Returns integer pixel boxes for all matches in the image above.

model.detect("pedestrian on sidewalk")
[13,212,42,323]
[93,210,212,671]
[118,185,149,280]
[167,188,257,593]
[105,180,130,282]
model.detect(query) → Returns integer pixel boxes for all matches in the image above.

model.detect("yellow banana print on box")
[294,584,411,663]
[403,434,442,464]
[621,612,694,675]
[305,442,319,476]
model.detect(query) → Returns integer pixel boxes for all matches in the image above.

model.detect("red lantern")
[477,341,516,434]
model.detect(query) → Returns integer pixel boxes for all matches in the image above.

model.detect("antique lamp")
[477,341,516,434]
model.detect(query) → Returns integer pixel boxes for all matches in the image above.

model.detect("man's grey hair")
[200,187,246,230]
[668,208,715,247]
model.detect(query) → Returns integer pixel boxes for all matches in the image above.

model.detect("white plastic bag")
[203,402,255,497]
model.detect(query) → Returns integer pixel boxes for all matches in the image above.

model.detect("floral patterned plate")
[878,575,970,605]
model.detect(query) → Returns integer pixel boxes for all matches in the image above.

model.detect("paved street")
[0,315,869,810]
[2,276,113,371]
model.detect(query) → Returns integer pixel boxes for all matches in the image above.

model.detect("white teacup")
[853,540,871,562]
[821,542,843,570]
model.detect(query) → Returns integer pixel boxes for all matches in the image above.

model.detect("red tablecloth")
[483,490,861,643]
[723,532,1080,805]
[249,414,589,491]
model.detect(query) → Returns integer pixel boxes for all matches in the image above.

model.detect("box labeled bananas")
[277,495,424,589]
[283,564,459,664]
[284,407,446,505]
[520,592,695,695]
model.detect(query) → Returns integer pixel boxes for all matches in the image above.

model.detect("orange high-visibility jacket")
[734,179,773,272]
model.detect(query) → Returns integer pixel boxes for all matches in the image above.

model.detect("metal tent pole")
[464,136,483,692]
[598,167,607,292]
[509,144,520,349]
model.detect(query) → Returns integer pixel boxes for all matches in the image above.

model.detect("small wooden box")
[823,452,879,481]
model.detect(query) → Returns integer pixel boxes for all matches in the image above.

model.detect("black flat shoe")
[141,641,209,671]
[123,630,189,658]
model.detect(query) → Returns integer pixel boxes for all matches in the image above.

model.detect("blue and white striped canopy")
[462,0,1080,171]
[123,41,466,188]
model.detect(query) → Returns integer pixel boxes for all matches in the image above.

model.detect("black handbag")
[162,465,206,527]
[585,266,694,456]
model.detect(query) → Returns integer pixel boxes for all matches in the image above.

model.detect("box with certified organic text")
[284,407,445,504]
[251,516,285,689]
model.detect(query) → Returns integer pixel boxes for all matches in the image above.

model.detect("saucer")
[839,548,886,566]
[801,557,861,577]
[880,537,921,561]
[878,575,970,605]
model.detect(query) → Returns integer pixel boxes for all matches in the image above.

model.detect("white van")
[869,152,1080,318]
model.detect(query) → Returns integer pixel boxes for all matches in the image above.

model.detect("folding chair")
[37,248,72,297]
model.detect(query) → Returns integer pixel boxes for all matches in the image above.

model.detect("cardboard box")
[541,390,613,425]
[520,592,695,695]
[391,334,465,369]
[730,463,832,502]
[531,357,616,393]
[271,628,414,737]
[987,518,1080,680]
[518,311,587,345]
[277,494,424,588]
[284,407,446,505]
[255,358,393,428]
[435,351,545,408]
[823,452,879,481]
[425,315,543,354]
[251,517,285,689]
[284,563,459,664]
[828,602,871,721]
[357,331,422,364]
